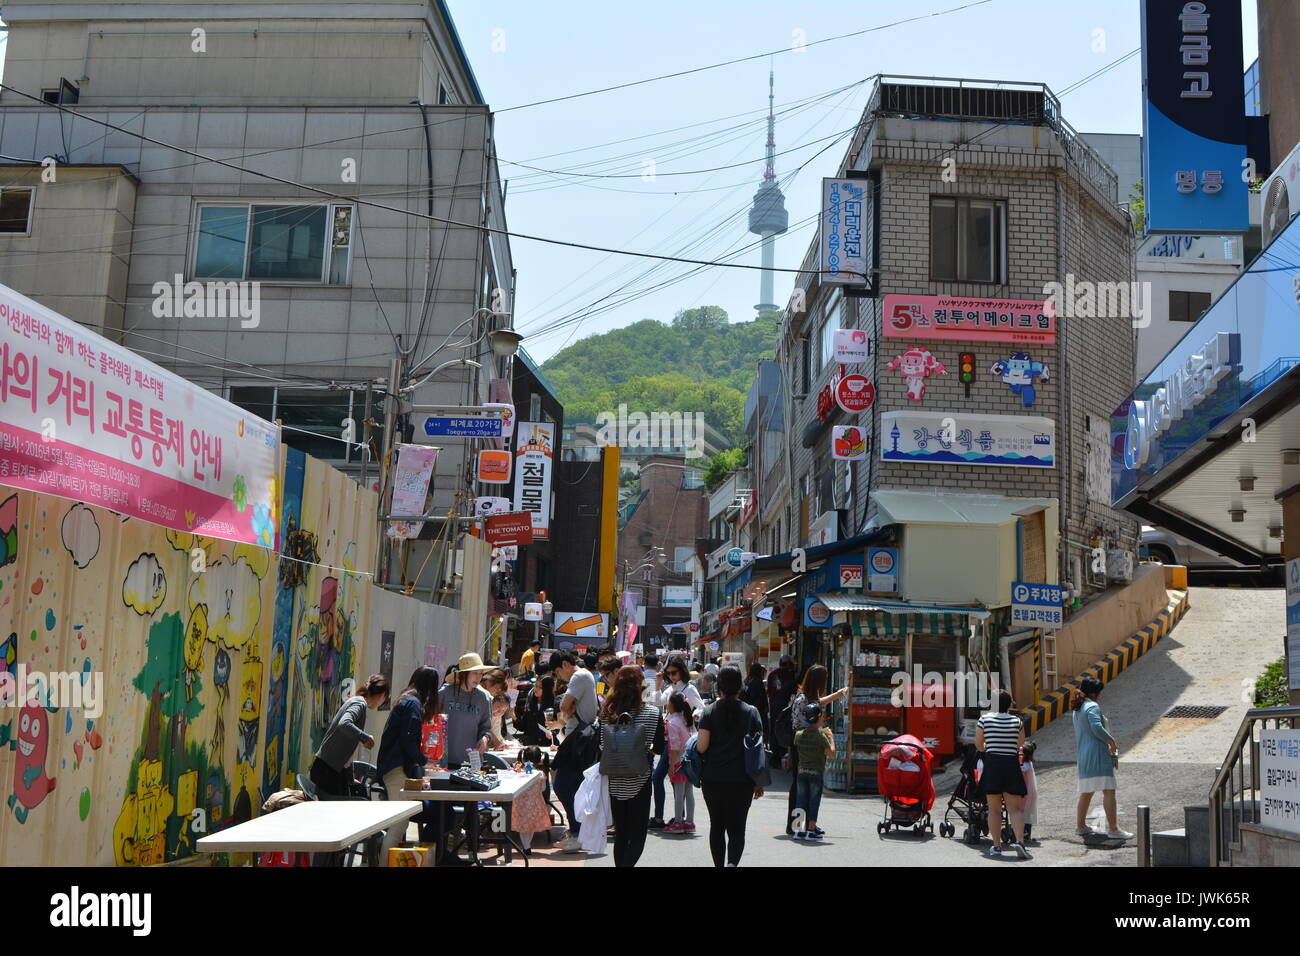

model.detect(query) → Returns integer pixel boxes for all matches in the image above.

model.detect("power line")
[490,1,996,113]
[0,83,867,282]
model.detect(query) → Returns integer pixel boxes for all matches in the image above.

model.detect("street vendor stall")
[815,596,993,792]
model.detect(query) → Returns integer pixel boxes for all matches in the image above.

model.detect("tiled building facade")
[763,79,1139,597]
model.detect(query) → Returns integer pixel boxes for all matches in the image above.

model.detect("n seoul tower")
[748,69,789,315]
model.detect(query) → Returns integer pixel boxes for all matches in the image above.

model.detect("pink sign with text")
[883,294,1057,345]
[0,284,280,546]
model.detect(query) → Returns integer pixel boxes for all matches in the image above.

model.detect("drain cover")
[1164,705,1228,719]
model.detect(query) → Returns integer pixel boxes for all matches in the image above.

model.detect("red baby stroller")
[876,734,936,836]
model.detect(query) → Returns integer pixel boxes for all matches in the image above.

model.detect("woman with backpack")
[598,665,665,867]
[782,665,848,836]
[696,665,765,867]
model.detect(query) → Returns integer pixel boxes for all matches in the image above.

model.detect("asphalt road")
[500,586,1287,868]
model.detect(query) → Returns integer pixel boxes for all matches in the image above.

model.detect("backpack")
[772,702,795,751]
[599,712,652,778]
[554,715,599,771]
[680,734,704,787]
[742,709,772,788]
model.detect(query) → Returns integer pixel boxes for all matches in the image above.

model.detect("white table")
[400,770,545,866]
[196,800,420,855]
[398,769,542,803]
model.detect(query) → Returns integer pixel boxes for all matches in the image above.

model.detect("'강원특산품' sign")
[882,411,1056,468]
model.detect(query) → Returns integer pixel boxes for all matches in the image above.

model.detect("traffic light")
[959,352,976,397]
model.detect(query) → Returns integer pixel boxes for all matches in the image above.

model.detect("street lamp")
[486,328,524,358]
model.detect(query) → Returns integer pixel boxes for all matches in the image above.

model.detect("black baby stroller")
[939,745,1011,845]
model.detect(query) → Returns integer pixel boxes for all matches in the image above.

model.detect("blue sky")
[446,0,1259,363]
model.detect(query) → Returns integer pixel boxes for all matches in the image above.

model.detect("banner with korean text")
[513,422,554,540]
[883,294,1056,345]
[0,283,280,547]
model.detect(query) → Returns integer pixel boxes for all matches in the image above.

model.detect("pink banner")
[883,294,1057,345]
[0,284,280,546]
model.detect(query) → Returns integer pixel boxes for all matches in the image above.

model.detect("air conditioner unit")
[1260,139,1300,248]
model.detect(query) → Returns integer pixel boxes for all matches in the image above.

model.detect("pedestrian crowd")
[308,642,1132,866]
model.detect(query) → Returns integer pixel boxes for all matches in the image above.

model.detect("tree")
[703,447,746,491]
[1127,180,1144,235]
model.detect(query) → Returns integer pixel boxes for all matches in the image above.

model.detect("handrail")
[1207,705,1300,867]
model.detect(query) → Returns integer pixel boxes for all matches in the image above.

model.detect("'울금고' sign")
[0,283,280,547]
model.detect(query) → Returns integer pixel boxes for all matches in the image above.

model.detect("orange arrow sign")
[557,614,604,636]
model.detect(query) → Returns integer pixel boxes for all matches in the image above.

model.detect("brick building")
[736,79,1139,787]
[619,455,707,650]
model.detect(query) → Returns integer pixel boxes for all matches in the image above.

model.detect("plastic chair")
[351,761,386,800]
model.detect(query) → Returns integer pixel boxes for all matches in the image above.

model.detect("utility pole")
[376,354,403,582]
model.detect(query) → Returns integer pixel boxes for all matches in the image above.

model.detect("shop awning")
[814,594,989,637]
[873,490,1057,526]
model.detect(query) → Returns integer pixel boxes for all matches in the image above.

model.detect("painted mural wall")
[0,446,378,866]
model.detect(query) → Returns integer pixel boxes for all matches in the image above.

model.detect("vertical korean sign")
[0,283,280,547]
[514,422,554,540]
[819,178,868,285]
[1140,0,1248,233]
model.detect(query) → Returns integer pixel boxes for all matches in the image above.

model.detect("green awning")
[849,612,971,637]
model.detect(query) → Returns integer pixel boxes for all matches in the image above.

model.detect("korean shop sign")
[883,294,1057,345]
[1140,0,1248,233]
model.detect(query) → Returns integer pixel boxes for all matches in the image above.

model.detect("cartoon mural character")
[991,351,1050,407]
[112,757,174,866]
[315,577,340,724]
[885,346,947,401]
[183,604,208,701]
[236,658,262,766]
[8,702,57,823]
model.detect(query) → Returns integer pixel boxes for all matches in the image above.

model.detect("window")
[818,289,842,373]
[0,188,34,234]
[41,79,79,105]
[193,202,353,283]
[930,197,1005,283]
[229,386,363,462]
[438,83,451,105]
[799,336,810,394]
[1169,290,1211,323]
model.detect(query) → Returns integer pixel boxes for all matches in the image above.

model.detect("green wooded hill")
[540,306,780,444]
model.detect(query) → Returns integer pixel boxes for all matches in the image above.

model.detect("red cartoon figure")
[9,702,56,823]
[885,346,946,401]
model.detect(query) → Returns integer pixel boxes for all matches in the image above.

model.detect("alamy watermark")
[151,274,261,329]
[593,405,707,459]
[1042,275,1152,328]
[889,668,1002,709]
[0,665,103,719]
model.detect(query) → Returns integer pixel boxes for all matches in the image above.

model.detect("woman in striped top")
[599,666,665,867]
[976,690,1029,859]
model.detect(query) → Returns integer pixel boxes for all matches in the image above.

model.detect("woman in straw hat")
[438,652,495,766]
